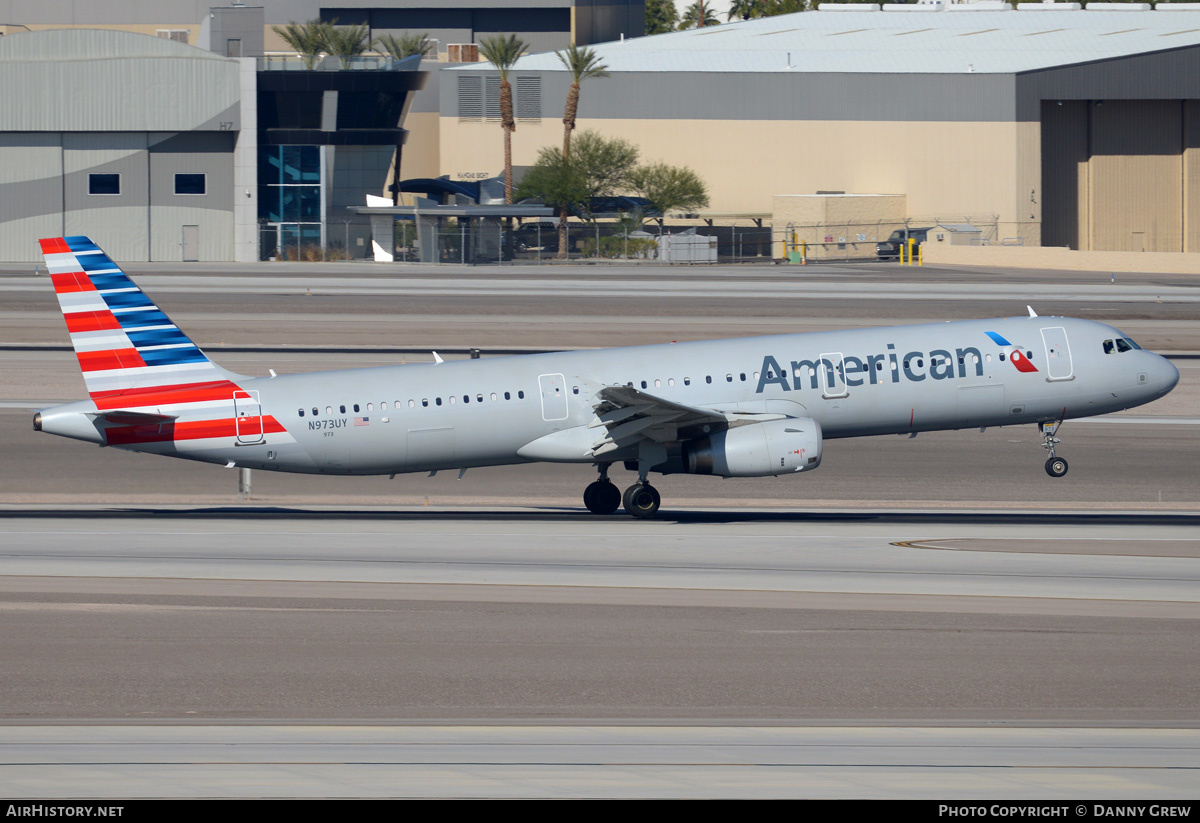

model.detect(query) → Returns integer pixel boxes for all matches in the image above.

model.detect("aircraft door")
[1040,326,1074,382]
[539,373,569,421]
[818,352,848,399]
[233,390,264,444]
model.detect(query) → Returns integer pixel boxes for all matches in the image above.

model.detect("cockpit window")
[1125,337,1142,350]
[1115,338,1133,353]
[1103,339,1114,354]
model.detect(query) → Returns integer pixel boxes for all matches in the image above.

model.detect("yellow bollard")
[899,241,906,265]
[801,241,807,265]
[918,244,923,266]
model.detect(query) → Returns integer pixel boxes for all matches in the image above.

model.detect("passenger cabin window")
[518,391,525,399]
[339,405,346,414]
[326,406,333,415]
[354,404,360,413]
[312,407,319,416]
[504,392,511,400]
[298,408,305,417]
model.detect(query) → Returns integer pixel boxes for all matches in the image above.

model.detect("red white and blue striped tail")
[39,236,240,402]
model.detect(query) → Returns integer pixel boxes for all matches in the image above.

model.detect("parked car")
[876,227,932,259]
[512,220,583,253]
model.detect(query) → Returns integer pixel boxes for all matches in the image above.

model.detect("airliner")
[33,236,1179,517]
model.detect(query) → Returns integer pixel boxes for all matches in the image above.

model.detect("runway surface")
[2,263,1197,797]
[3,726,1196,799]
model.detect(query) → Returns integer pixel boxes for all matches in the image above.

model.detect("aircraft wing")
[586,385,782,458]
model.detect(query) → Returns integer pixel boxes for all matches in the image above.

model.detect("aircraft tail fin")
[39,236,240,403]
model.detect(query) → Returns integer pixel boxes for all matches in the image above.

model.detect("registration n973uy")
[33,236,1179,518]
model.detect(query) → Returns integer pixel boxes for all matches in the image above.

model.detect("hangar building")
[0,25,426,262]
[440,4,1200,252]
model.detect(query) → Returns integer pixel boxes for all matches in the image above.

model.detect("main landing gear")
[583,465,621,515]
[1040,419,1068,478]
[622,482,661,519]
[582,464,663,518]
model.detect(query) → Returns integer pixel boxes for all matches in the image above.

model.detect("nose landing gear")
[1040,420,1068,478]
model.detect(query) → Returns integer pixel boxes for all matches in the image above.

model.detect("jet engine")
[677,417,822,478]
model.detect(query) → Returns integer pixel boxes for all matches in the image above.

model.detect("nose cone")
[1158,356,1180,395]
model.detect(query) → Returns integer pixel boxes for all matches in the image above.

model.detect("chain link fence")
[257,215,1029,264]
[259,219,377,262]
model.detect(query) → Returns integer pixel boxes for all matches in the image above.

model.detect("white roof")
[501,8,1200,75]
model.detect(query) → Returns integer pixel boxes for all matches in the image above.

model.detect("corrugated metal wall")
[1184,101,1200,253]
[0,134,63,262]
[1041,101,1089,251]
[1090,101,1182,253]
[1043,99,1200,253]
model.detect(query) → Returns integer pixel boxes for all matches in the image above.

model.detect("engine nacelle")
[680,417,823,478]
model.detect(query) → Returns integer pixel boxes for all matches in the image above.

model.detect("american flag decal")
[354,416,370,426]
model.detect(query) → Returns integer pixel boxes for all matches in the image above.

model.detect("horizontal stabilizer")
[87,410,178,426]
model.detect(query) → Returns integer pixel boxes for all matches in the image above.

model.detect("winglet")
[432,351,444,364]
[1027,305,1038,317]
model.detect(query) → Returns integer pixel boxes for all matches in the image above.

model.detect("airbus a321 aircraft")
[34,236,1179,518]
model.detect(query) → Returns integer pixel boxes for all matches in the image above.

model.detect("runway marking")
[1,577,1198,618]
[895,538,1200,558]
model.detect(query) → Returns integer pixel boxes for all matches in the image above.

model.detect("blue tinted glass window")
[282,146,320,183]
[260,188,282,222]
[89,174,120,195]
[174,174,206,195]
[297,186,321,221]
[258,146,281,185]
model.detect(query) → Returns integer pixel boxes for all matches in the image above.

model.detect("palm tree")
[376,31,434,63]
[324,22,373,70]
[554,45,609,257]
[477,34,527,206]
[271,19,328,70]
[680,1,719,29]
